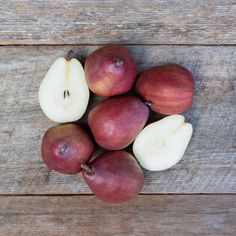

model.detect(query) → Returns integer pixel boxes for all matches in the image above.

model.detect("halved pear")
[133,115,193,171]
[38,56,89,123]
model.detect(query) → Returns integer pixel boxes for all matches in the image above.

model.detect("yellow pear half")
[38,57,89,123]
[133,115,193,171]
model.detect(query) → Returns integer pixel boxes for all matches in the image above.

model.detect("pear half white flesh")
[38,57,89,123]
[133,115,193,171]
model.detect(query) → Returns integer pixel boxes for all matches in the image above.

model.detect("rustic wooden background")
[0,1,236,235]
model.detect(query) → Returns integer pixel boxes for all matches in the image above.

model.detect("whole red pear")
[41,124,94,174]
[88,96,149,150]
[82,151,144,203]
[85,45,137,96]
[135,64,194,115]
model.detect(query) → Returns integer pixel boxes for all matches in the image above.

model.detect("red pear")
[88,96,149,150]
[85,45,137,96]
[41,124,94,174]
[82,151,144,203]
[136,64,194,115]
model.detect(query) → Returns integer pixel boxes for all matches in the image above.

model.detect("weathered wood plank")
[0,0,236,45]
[0,195,235,236]
[0,45,235,194]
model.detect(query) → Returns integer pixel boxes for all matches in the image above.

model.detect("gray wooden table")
[0,1,236,235]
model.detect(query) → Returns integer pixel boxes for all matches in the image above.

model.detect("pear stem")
[59,144,68,155]
[113,58,124,67]
[144,101,152,107]
[66,50,74,61]
[81,164,94,175]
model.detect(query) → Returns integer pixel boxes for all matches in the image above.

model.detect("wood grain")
[0,45,235,194]
[0,195,235,236]
[0,0,236,45]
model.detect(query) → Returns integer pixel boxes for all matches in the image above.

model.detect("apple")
[81,151,144,203]
[84,45,137,96]
[38,51,90,123]
[88,96,149,150]
[41,124,94,174]
[133,115,193,171]
[135,64,194,115]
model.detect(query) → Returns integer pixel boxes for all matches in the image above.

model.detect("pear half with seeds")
[133,115,193,171]
[39,54,89,123]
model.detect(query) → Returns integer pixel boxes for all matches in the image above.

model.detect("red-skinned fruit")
[81,151,144,203]
[41,124,94,174]
[88,96,149,150]
[84,45,137,96]
[135,64,194,115]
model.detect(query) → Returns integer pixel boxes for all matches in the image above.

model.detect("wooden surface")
[0,1,236,235]
[0,195,235,236]
[0,0,236,45]
[0,45,235,194]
